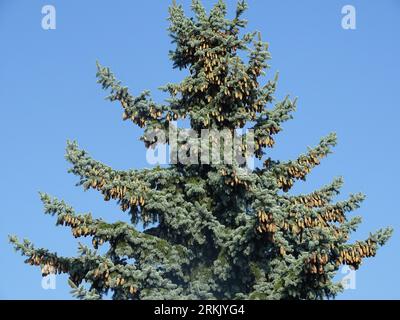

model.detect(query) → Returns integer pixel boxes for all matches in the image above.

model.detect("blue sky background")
[0,0,399,300]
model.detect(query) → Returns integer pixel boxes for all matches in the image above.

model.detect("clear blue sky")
[0,0,399,300]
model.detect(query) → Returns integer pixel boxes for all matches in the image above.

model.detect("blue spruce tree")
[10,0,392,300]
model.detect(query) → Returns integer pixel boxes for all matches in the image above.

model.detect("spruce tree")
[10,0,392,300]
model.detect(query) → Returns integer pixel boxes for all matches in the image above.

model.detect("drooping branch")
[265,133,337,191]
[65,141,176,220]
[96,62,168,131]
[39,193,189,266]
